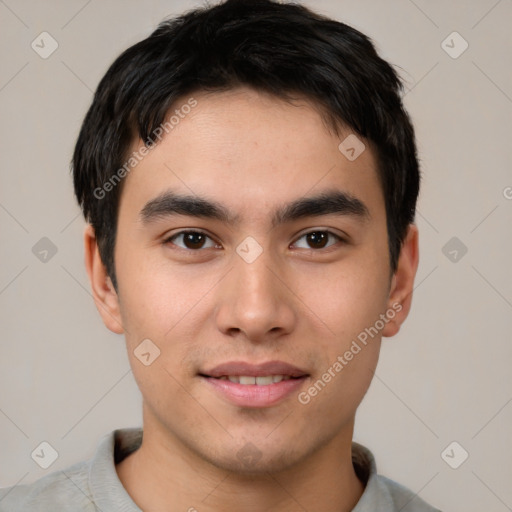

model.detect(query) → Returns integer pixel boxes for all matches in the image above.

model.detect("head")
[74,0,420,474]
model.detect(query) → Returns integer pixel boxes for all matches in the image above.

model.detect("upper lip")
[200,360,309,378]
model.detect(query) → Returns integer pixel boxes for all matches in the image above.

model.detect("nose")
[214,245,297,343]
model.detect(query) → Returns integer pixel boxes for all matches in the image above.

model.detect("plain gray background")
[1,1,511,510]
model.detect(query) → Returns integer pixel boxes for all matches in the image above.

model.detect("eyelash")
[163,229,346,252]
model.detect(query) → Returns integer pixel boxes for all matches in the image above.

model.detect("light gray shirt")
[0,428,441,511]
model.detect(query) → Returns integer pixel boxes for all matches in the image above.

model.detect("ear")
[83,224,124,334]
[381,224,419,338]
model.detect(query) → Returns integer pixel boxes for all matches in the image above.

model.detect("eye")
[292,230,344,250]
[164,229,345,252]
[164,230,219,250]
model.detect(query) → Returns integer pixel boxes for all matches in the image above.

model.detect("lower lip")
[201,376,308,408]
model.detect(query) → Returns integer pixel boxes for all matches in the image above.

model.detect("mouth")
[198,360,310,408]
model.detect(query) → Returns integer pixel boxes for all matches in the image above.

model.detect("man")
[0,0,441,510]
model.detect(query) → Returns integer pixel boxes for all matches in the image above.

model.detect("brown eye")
[293,230,342,250]
[165,231,217,250]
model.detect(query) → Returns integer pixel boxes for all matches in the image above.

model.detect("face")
[87,86,417,474]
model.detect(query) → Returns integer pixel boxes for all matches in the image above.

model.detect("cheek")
[294,256,390,340]
[115,250,225,390]
[298,341,380,427]
[295,262,386,414]
[116,245,206,336]
[115,257,204,405]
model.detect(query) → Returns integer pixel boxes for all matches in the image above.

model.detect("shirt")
[0,428,441,511]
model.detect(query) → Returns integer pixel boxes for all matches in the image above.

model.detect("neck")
[116,415,365,512]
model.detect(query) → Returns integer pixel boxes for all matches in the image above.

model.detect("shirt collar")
[88,428,393,511]
[351,441,396,511]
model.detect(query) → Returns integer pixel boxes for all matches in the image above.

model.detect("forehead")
[118,87,384,224]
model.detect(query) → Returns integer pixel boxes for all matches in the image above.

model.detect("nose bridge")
[214,240,295,340]
[233,241,280,310]
[237,244,276,298]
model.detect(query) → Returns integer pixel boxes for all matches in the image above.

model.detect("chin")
[214,454,299,476]
[198,440,309,476]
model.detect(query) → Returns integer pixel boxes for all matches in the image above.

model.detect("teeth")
[217,375,293,385]
[256,376,273,385]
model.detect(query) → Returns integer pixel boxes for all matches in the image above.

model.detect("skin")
[84,86,419,512]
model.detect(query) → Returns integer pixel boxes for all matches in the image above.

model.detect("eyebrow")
[139,189,370,229]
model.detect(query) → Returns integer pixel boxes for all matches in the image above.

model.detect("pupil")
[307,231,327,248]
[185,232,205,249]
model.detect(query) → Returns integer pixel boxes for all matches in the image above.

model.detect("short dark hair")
[72,0,420,291]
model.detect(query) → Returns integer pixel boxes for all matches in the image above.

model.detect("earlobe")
[83,224,124,334]
[381,224,419,338]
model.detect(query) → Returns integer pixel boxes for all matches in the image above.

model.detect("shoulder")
[0,460,96,511]
[0,428,141,512]
[375,474,442,512]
